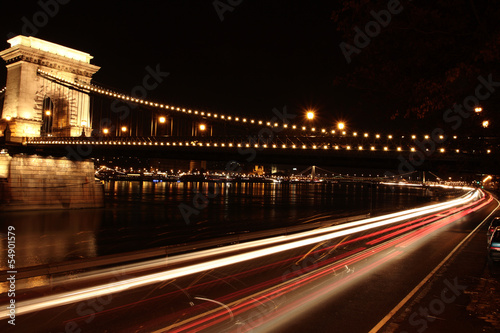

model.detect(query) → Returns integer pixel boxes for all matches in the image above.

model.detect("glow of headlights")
[0,190,479,318]
[45,190,477,287]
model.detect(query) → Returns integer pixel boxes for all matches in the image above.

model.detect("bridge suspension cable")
[428,171,443,181]
[37,69,288,131]
[37,69,416,139]
[33,69,489,144]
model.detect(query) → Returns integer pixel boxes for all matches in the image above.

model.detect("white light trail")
[0,190,480,319]
[45,188,474,287]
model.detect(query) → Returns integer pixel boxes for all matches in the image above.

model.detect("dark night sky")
[0,1,419,132]
[0,1,372,129]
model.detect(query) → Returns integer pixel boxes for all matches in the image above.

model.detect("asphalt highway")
[0,189,495,333]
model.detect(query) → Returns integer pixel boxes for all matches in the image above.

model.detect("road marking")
[368,195,500,333]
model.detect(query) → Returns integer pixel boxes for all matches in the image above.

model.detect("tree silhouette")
[332,0,500,123]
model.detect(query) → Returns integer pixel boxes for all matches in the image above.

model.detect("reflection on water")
[0,210,100,269]
[0,181,437,269]
[0,210,101,292]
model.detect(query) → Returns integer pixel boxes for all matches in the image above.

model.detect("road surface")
[0,189,496,333]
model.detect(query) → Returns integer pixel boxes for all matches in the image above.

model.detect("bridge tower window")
[41,97,54,136]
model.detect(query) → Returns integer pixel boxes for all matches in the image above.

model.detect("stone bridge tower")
[0,35,100,138]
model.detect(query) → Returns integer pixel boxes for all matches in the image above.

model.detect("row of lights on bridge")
[101,117,171,135]
[20,71,492,136]
[37,69,294,129]
[102,121,457,141]
[8,108,460,141]
[29,72,445,136]
[29,138,492,154]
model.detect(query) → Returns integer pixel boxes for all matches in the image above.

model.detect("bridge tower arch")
[0,35,100,138]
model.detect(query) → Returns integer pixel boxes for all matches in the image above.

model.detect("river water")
[0,181,459,270]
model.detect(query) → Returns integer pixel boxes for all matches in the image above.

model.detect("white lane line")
[368,195,500,333]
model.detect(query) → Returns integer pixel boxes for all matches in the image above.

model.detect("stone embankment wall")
[0,153,103,210]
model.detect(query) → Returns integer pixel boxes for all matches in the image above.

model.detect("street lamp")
[306,111,315,120]
[482,120,489,128]
[121,126,127,132]
[103,128,109,135]
[155,116,167,136]
[42,110,52,136]
[337,122,345,130]
[475,107,483,113]
[199,124,206,131]
[5,116,11,121]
